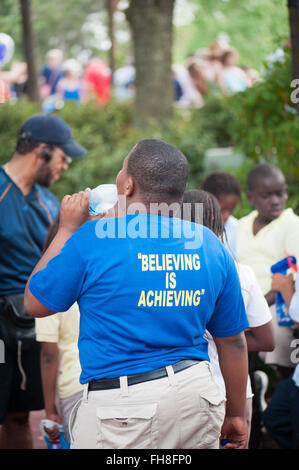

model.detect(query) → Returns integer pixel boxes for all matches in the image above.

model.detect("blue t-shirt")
[0,167,60,296]
[41,65,64,94]
[29,214,249,384]
[63,88,81,102]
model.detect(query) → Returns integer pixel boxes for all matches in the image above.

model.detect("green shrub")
[228,46,299,213]
[1,50,298,219]
[0,98,210,201]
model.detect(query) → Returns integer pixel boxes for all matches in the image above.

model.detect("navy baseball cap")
[20,114,87,159]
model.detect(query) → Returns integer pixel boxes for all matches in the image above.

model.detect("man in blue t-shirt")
[0,114,86,449]
[25,139,249,449]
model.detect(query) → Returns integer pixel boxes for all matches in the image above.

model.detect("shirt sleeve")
[240,264,272,328]
[289,276,299,323]
[29,233,87,312]
[35,315,60,343]
[207,250,249,337]
[285,217,299,280]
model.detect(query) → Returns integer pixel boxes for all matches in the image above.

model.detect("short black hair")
[16,137,43,155]
[182,189,224,238]
[220,50,234,65]
[127,139,189,204]
[247,163,285,191]
[16,136,56,156]
[201,171,241,198]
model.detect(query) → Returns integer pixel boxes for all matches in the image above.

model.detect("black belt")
[88,359,202,391]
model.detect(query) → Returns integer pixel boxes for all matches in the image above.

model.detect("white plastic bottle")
[89,184,118,216]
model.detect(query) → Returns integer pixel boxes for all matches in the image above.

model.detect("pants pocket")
[96,403,157,449]
[197,386,226,448]
[69,398,82,448]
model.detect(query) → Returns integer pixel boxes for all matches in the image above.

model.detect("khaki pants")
[69,361,226,449]
[60,390,83,443]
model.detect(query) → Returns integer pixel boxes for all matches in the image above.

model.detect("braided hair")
[182,189,224,240]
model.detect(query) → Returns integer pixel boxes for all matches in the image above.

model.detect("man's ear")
[34,143,48,162]
[124,177,134,197]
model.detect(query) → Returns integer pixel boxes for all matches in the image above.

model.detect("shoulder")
[237,210,257,231]
[280,208,299,226]
[226,215,239,225]
[238,210,256,224]
[0,169,13,200]
[41,65,50,75]
[202,226,235,277]
[0,168,9,188]
[68,219,99,248]
[235,262,256,289]
[36,185,60,210]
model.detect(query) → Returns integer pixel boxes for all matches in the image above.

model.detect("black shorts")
[0,339,44,423]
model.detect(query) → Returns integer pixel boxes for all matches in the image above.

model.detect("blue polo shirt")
[0,167,60,296]
[29,214,249,383]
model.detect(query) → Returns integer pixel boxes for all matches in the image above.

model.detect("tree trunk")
[19,0,40,102]
[288,0,299,111]
[126,0,175,129]
[106,0,118,79]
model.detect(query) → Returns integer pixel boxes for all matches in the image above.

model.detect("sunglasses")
[62,155,72,165]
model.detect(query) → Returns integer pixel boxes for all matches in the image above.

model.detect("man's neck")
[3,154,36,196]
[124,202,181,218]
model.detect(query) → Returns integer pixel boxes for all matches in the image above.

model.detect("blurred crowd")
[0,49,112,111]
[173,40,260,108]
[0,41,259,110]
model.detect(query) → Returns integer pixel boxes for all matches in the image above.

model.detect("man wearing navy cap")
[0,114,86,449]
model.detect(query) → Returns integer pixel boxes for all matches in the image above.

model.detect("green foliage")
[174,0,289,72]
[228,47,299,213]
[0,0,108,66]
[0,100,40,154]
[1,45,298,218]
[0,99,211,201]
[1,0,289,73]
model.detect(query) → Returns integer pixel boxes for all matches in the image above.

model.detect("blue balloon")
[0,33,14,66]
[0,44,6,62]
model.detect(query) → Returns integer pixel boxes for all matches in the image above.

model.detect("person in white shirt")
[183,189,274,447]
[216,48,249,94]
[201,171,241,259]
[236,163,299,378]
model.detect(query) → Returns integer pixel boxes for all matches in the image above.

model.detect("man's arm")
[213,332,248,449]
[245,321,275,352]
[24,227,74,317]
[264,290,276,307]
[24,190,90,318]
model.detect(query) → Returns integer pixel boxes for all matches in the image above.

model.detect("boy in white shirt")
[183,189,274,446]
[201,171,241,259]
[236,163,299,379]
